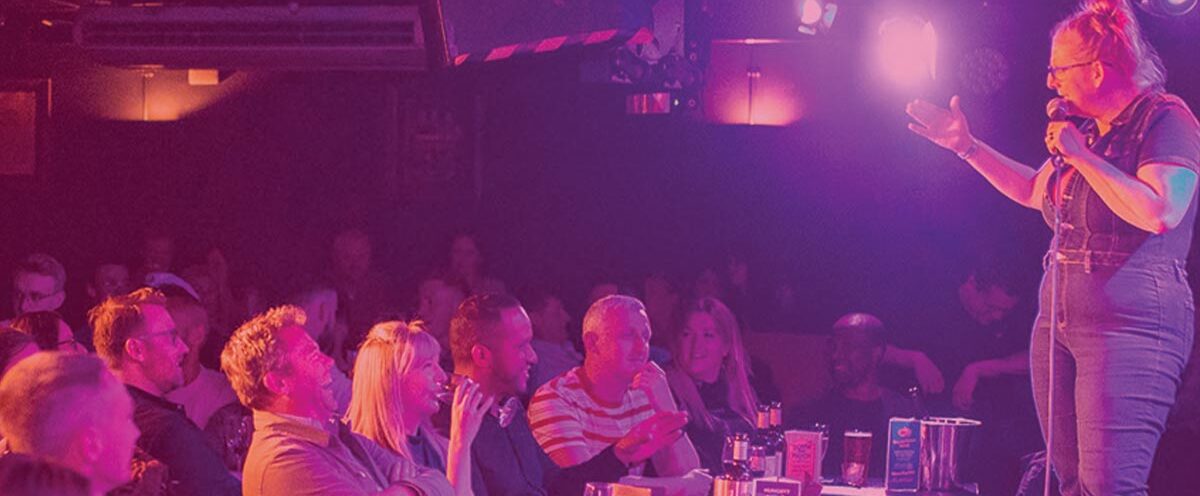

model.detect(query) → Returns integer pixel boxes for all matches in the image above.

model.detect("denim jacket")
[1040,91,1200,269]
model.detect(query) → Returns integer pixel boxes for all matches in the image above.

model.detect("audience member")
[758,277,802,333]
[0,329,37,377]
[803,313,921,479]
[161,291,239,432]
[91,288,240,496]
[0,452,92,496]
[915,264,1040,495]
[586,278,672,366]
[448,294,546,495]
[346,320,490,496]
[642,273,681,350]
[329,228,394,350]
[665,298,757,474]
[586,279,633,305]
[9,253,67,319]
[721,254,768,333]
[416,273,467,366]
[137,231,176,277]
[180,247,240,344]
[287,281,353,413]
[691,267,722,301]
[9,310,86,354]
[529,295,701,484]
[81,262,133,350]
[87,263,132,304]
[222,306,452,496]
[524,289,582,393]
[455,293,685,496]
[0,352,140,495]
[448,233,507,295]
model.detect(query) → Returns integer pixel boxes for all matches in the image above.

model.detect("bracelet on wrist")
[956,139,979,161]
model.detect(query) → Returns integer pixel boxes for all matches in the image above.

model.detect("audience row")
[0,231,1044,496]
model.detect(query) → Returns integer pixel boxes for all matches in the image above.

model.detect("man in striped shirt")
[529,295,699,479]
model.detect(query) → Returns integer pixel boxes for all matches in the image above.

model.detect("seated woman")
[666,297,759,474]
[345,321,491,496]
[9,311,86,354]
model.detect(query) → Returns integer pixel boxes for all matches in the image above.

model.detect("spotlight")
[877,16,938,89]
[1135,0,1198,16]
[797,0,838,35]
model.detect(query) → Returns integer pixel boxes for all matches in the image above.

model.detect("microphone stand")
[1044,150,1063,496]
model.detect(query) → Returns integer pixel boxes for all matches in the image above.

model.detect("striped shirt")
[527,367,655,466]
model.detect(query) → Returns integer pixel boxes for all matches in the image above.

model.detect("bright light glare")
[800,0,824,25]
[877,17,938,89]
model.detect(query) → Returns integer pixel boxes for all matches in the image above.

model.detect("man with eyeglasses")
[91,287,240,495]
[6,253,68,324]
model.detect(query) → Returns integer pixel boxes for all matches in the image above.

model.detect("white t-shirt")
[166,367,238,430]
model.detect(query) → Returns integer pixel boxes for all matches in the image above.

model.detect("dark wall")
[1,1,1198,334]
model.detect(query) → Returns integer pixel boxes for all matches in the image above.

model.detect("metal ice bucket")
[920,417,981,491]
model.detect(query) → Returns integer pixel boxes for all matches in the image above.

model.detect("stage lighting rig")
[797,0,838,35]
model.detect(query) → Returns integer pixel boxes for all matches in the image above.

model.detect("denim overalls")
[1031,91,1199,496]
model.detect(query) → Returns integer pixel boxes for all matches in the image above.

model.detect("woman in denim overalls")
[904,1,1200,494]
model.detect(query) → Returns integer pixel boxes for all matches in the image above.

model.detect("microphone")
[1046,98,1072,168]
[1046,97,1071,122]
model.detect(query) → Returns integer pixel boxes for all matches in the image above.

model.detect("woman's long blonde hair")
[345,320,443,460]
[667,297,759,431]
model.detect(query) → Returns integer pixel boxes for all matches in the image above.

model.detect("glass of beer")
[841,430,872,487]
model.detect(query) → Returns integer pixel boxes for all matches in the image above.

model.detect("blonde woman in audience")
[346,320,492,496]
[665,297,759,474]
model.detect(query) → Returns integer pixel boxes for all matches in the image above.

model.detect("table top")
[820,480,979,495]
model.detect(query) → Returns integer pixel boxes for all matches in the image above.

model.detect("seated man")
[523,289,581,394]
[222,305,453,496]
[91,288,241,495]
[529,295,700,483]
[161,291,238,432]
[416,272,467,368]
[80,262,133,350]
[919,264,1039,495]
[0,352,140,495]
[804,313,921,479]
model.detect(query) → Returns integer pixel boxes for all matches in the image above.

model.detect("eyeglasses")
[1046,59,1100,79]
[56,338,85,353]
[15,290,61,305]
[135,328,181,345]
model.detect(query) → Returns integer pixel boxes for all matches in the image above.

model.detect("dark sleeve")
[546,445,628,496]
[1138,104,1200,172]
[471,458,490,496]
[144,415,241,496]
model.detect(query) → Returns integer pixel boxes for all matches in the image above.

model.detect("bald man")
[0,352,140,495]
[805,313,922,479]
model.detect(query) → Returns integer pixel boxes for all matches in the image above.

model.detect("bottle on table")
[715,433,754,496]
[768,401,787,476]
[752,404,778,478]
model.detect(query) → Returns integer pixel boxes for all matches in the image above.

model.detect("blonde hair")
[344,320,443,460]
[1053,0,1166,90]
[667,298,759,431]
[220,305,306,410]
